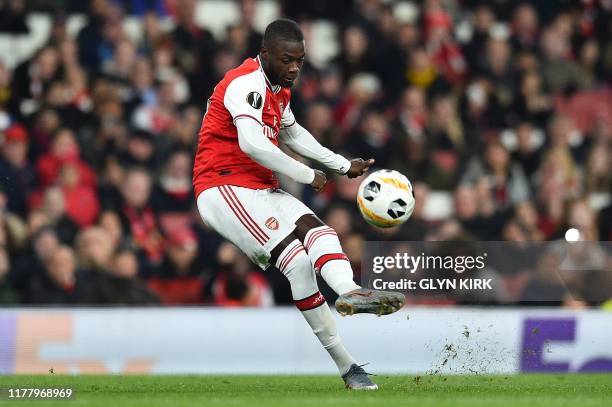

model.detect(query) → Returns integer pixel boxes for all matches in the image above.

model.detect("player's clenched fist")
[345,158,375,178]
[311,169,327,191]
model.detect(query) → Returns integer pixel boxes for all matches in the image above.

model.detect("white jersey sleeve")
[224,71,266,125]
[279,104,351,175]
[236,119,315,184]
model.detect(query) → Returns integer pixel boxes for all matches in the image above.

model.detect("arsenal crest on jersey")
[265,217,279,230]
[246,91,263,109]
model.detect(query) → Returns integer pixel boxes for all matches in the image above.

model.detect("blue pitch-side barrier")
[0,307,610,374]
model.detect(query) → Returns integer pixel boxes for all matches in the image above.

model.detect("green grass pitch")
[0,374,610,406]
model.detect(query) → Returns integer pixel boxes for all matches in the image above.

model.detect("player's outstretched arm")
[280,122,375,178]
[280,122,352,175]
[235,118,316,185]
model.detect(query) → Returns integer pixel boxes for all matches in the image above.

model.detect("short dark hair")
[263,19,303,48]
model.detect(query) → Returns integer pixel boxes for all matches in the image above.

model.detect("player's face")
[263,41,305,88]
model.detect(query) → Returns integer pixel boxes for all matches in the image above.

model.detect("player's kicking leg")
[271,234,377,390]
[293,214,406,317]
[197,187,398,389]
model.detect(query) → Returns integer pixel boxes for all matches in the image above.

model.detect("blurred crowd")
[0,0,610,307]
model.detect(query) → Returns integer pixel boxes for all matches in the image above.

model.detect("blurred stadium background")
[0,0,610,375]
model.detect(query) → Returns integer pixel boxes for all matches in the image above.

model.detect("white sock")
[303,226,360,295]
[300,302,355,375]
[276,239,357,375]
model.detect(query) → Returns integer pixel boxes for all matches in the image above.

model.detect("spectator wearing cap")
[147,228,210,305]
[0,124,36,217]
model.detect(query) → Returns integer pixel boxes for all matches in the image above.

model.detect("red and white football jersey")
[193,56,296,197]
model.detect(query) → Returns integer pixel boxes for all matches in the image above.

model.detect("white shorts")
[196,185,314,269]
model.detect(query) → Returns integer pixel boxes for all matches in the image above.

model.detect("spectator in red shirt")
[423,2,467,84]
[147,228,210,305]
[119,167,164,264]
[57,163,100,227]
[36,128,96,188]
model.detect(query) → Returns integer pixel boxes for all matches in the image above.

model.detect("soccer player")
[193,19,405,390]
